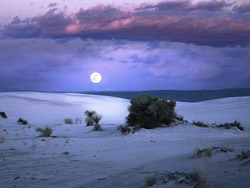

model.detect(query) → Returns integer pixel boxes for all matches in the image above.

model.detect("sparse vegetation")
[117,125,140,135]
[192,121,208,128]
[92,114,102,131]
[126,94,177,129]
[236,151,250,164]
[75,118,82,124]
[17,118,28,125]
[64,118,73,124]
[167,169,206,188]
[194,148,212,158]
[117,125,131,135]
[36,126,53,137]
[216,121,244,131]
[84,110,97,126]
[145,176,156,187]
[84,110,103,131]
[193,146,234,158]
[0,112,7,119]
[0,135,5,143]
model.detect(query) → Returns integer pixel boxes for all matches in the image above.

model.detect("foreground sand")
[0,92,250,188]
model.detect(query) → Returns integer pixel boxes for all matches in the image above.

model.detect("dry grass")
[145,176,156,187]
[36,126,53,137]
[64,118,73,124]
[192,121,208,128]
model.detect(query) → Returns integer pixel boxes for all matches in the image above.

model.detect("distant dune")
[84,88,250,102]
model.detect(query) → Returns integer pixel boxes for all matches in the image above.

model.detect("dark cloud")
[1,1,250,47]
[233,3,250,14]
[136,0,231,12]
[48,3,57,8]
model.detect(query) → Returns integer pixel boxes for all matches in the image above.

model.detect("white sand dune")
[0,92,250,188]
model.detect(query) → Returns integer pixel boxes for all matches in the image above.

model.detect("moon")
[90,72,102,83]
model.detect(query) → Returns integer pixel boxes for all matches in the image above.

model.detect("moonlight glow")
[90,72,102,83]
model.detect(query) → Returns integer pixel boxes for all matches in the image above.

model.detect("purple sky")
[0,0,250,91]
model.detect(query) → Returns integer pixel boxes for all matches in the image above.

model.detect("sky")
[0,0,250,91]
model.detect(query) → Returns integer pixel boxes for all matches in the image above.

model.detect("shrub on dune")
[84,110,97,126]
[216,121,244,131]
[17,118,28,125]
[0,112,7,119]
[84,110,103,131]
[126,94,177,129]
[92,114,102,131]
[192,121,208,128]
[36,126,53,137]
[64,118,73,124]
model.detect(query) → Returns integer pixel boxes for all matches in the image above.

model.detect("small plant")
[193,146,234,158]
[117,125,131,135]
[192,121,208,128]
[194,148,212,158]
[216,121,244,131]
[17,118,28,125]
[36,126,53,137]
[145,176,156,187]
[64,118,73,124]
[84,110,97,126]
[189,169,206,188]
[166,169,206,188]
[75,118,82,124]
[92,114,102,131]
[126,94,177,129]
[0,112,7,119]
[0,135,5,143]
[236,151,250,164]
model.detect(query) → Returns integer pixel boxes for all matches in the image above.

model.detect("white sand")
[0,92,250,188]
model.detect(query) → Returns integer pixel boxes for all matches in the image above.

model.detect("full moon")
[90,72,102,83]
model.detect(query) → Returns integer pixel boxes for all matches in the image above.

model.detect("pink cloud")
[2,1,250,46]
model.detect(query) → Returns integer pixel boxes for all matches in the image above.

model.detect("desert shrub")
[84,110,97,126]
[193,148,212,158]
[36,126,53,137]
[192,121,208,128]
[0,135,5,143]
[167,169,206,188]
[17,118,28,125]
[236,151,250,164]
[117,125,131,135]
[216,121,244,131]
[92,114,102,131]
[193,146,234,158]
[0,112,7,119]
[126,94,177,129]
[64,118,73,124]
[189,170,206,188]
[75,118,82,124]
[145,176,156,187]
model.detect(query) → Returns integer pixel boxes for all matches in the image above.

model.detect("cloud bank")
[1,0,250,47]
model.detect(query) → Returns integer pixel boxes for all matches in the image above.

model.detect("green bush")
[92,114,102,131]
[84,110,103,131]
[192,121,208,128]
[64,118,73,124]
[17,118,28,125]
[36,126,53,137]
[216,121,244,131]
[126,94,176,129]
[84,110,97,126]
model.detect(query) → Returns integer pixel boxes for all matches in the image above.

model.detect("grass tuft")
[145,176,156,187]
[36,126,53,137]
[17,118,28,125]
[64,118,73,124]
[192,121,208,128]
